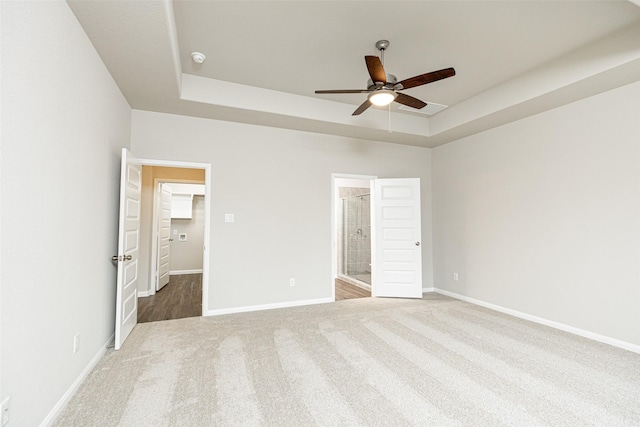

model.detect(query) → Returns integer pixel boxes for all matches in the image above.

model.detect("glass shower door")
[342,194,371,285]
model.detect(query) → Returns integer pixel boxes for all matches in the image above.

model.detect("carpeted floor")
[55,294,640,426]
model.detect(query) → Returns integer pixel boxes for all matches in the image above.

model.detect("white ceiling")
[68,0,640,148]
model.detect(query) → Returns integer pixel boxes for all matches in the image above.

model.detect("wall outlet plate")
[73,334,80,354]
[1,396,10,426]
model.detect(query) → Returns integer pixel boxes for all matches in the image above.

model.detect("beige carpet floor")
[55,294,640,426]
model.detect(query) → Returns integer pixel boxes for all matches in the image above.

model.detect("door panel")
[372,178,422,298]
[115,148,141,350]
[157,183,172,290]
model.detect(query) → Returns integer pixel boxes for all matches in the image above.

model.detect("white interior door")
[114,148,141,350]
[157,183,172,290]
[371,178,422,298]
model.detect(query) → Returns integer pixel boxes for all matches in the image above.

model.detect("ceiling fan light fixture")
[368,90,396,106]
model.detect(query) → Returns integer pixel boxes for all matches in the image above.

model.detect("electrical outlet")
[1,396,10,426]
[289,278,296,287]
[453,272,459,281]
[73,334,80,354]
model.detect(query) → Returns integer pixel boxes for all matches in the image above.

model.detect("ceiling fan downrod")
[375,40,390,66]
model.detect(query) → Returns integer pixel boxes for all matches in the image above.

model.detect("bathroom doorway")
[332,175,375,300]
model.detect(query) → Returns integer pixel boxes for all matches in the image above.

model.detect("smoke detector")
[191,52,206,64]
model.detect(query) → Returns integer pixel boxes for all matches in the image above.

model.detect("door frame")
[331,173,377,301]
[139,158,211,316]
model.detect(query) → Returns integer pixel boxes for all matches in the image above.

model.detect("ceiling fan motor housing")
[367,74,398,90]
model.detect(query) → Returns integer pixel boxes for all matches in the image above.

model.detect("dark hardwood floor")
[335,278,371,301]
[138,274,202,323]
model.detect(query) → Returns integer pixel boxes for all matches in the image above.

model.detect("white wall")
[131,110,434,312]
[432,81,640,346]
[1,2,131,425]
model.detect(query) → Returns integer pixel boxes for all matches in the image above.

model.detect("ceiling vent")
[398,102,448,116]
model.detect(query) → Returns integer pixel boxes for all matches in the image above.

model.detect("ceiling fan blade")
[352,100,372,116]
[397,67,456,90]
[315,89,371,94]
[365,56,386,84]
[394,93,427,110]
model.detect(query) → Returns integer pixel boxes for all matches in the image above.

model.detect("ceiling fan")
[315,40,456,116]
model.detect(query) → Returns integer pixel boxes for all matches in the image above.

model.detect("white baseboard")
[138,290,150,297]
[40,333,114,426]
[422,287,435,292]
[206,297,334,317]
[433,288,640,354]
[170,269,203,275]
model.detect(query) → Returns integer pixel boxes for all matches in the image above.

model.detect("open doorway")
[137,163,209,323]
[332,174,424,302]
[332,174,376,301]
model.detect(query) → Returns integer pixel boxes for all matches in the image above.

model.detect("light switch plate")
[224,213,235,223]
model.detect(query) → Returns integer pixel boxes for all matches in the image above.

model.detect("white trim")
[139,158,210,170]
[422,287,435,293]
[331,173,377,302]
[39,334,114,427]
[149,179,160,295]
[206,297,334,317]
[138,290,150,298]
[137,158,211,316]
[170,269,203,275]
[433,288,640,354]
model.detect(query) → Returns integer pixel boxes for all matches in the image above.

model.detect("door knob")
[415,242,421,246]
[124,254,132,260]
[112,255,121,261]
